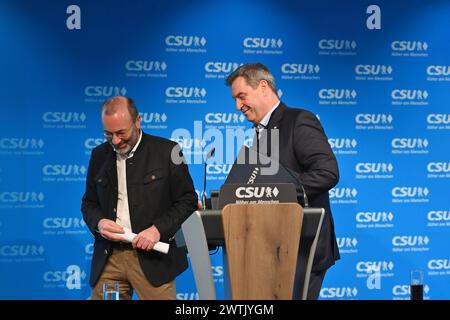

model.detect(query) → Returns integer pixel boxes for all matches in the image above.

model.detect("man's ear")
[259,80,269,96]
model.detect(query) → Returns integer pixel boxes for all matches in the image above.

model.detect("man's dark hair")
[101,96,139,121]
[225,62,277,95]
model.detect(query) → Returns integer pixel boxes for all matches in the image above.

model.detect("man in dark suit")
[81,96,198,299]
[225,63,340,300]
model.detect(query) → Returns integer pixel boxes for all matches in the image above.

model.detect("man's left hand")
[132,225,161,251]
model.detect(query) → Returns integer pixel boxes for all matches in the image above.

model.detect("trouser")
[91,245,176,300]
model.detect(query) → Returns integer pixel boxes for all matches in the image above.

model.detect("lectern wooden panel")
[221,203,303,300]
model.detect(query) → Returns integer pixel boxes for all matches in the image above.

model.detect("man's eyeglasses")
[103,123,134,140]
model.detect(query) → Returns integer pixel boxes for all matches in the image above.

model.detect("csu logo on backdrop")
[426,114,450,130]
[329,187,358,205]
[165,35,207,53]
[204,62,242,79]
[205,113,245,125]
[426,65,450,82]
[318,89,357,106]
[84,86,127,97]
[176,292,199,300]
[243,37,283,49]
[337,237,358,254]
[392,285,430,300]
[391,138,429,154]
[243,37,284,55]
[0,192,45,209]
[84,138,105,155]
[42,164,86,176]
[84,86,127,103]
[206,164,232,180]
[391,40,429,57]
[355,65,393,81]
[165,87,207,104]
[42,217,87,236]
[0,244,46,263]
[392,187,430,204]
[125,60,168,78]
[428,210,450,222]
[328,138,358,155]
[356,211,394,229]
[165,35,206,47]
[391,89,429,106]
[355,163,394,179]
[392,235,430,253]
[139,113,168,130]
[355,114,394,131]
[281,64,320,80]
[43,265,87,290]
[427,162,450,179]
[318,39,357,56]
[356,261,394,275]
[320,287,358,299]
[428,259,450,271]
[42,112,87,129]
[0,138,44,150]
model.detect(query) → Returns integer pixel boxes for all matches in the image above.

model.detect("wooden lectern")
[221,203,303,300]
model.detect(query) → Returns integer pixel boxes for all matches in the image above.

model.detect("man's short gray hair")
[225,63,277,95]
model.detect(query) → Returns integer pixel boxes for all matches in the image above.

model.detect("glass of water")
[102,281,120,300]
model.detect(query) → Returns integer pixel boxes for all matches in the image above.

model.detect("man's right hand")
[97,219,125,241]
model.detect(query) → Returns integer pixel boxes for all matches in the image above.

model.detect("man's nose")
[235,99,243,111]
[112,134,121,145]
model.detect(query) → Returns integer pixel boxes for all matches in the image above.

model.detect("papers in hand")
[114,230,169,254]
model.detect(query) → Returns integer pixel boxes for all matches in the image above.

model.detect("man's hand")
[97,219,124,242]
[132,225,160,251]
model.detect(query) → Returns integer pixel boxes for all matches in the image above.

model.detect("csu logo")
[356,212,394,223]
[393,285,430,296]
[165,35,206,47]
[207,164,232,175]
[319,89,357,100]
[391,187,429,198]
[355,64,393,75]
[205,62,241,73]
[84,138,104,150]
[427,162,450,173]
[356,261,394,273]
[42,112,86,123]
[84,86,127,97]
[355,163,393,173]
[391,138,428,149]
[243,37,283,48]
[140,113,167,124]
[318,39,357,50]
[0,244,45,257]
[328,138,357,149]
[205,113,245,124]
[428,259,450,270]
[165,87,206,98]
[236,186,280,199]
[42,165,87,176]
[281,64,320,74]
[427,114,450,124]
[125,60,167,72]
[329,188,357,199]
[337,237,358,248]
[391,89,428,100]
[355,114,393,124]
[391,41,428,51]
[426,65,450,76]
[392,235,430,247]
[85,243,94,255]
[427,211,450,221]
[43,217,86,229]
[43,265,87,290]
[0,138,44,149]
[0,192,44,203]
[320,287,358,299]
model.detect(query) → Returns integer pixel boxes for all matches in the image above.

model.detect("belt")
[112,241,134,250]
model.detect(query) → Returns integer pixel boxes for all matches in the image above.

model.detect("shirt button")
[113,208,117,212]
[104,249,108,255]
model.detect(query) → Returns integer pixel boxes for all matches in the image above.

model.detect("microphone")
[202,147,216,210]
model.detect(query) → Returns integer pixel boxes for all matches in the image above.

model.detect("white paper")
[113,230,169,254]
